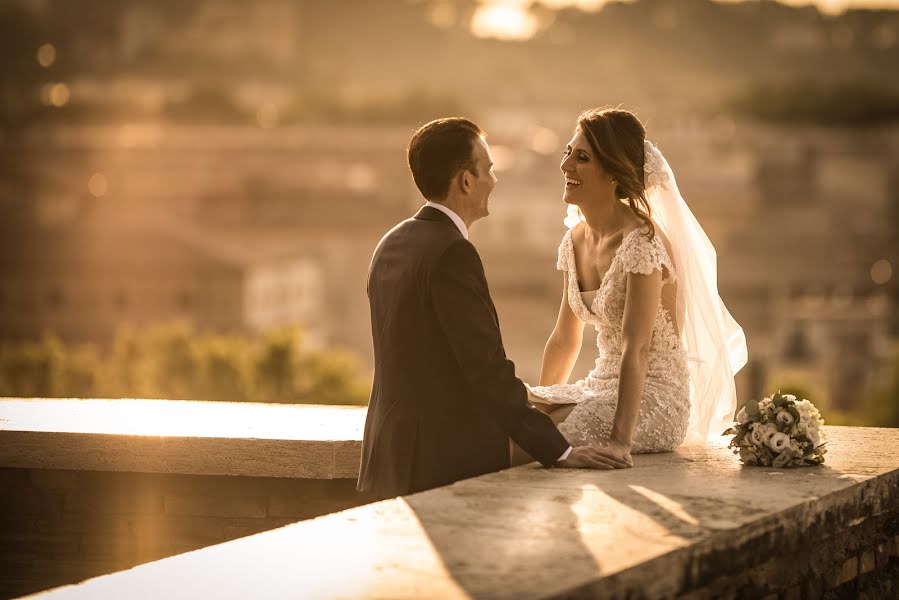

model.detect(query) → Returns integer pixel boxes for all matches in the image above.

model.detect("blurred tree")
[771,342,899,427]
[862,342,899,428]
[0,335,97,398]
[0,322,370,406]
[726,80,899,126]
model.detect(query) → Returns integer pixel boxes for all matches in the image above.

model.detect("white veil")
[642,140,747,441]
[562,140,748,441]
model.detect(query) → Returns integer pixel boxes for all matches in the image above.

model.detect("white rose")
[764,423,778,441]
[784,394,797,402]
[749,423,765,446]
[776,410,795,426]
[809,430,820,447]
[768,432,791,454]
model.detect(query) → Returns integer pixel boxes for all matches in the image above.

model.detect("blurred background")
[0,0,897,425]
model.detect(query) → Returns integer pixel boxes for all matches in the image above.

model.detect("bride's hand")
[600,440,634,468]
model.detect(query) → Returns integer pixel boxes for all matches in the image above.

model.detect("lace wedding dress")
[528,224,691,453]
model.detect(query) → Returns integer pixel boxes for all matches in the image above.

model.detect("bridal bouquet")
[724,393,827,467]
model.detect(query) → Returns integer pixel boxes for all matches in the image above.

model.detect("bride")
[522,107,748,466]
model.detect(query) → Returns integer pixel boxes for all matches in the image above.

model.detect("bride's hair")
[576,107,654,237]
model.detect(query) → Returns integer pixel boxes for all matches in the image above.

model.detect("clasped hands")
[557,439,634,470]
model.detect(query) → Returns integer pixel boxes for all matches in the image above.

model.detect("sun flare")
[470,3,540,41]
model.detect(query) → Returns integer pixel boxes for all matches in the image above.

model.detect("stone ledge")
[19,426,899,599]
[0,399,366,479]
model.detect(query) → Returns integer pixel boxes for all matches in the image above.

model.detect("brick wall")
[0,467,378,599]
[674,511,899,600]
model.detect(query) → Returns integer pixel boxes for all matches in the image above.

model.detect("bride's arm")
[610,269,664,452]
[538,273,585,386]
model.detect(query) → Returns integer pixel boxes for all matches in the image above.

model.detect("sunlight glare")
[0,398,366,440]
[629,485,700,527]
[471,2,539,41]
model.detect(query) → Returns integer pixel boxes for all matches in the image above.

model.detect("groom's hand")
[557,446,632,470]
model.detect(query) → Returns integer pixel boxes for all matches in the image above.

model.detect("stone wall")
[4,400,899,600]
[0,399,374,599]
[0,468,376,599]
[18,425,894,600]
[637,509,899,600]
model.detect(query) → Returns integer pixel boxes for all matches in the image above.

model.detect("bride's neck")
[580,198,630,240]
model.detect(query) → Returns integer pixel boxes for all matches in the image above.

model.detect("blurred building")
[0,207,325,344]
[2,125,415,357]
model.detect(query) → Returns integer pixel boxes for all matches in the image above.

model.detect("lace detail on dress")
[529,224,691,454]
[643,141,671,191]
[555,230,570,272]
[619,229,676,284]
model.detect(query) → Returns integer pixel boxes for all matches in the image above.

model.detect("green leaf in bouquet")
[773,393,786,407]
[794,435,814,456]
[745,400,761,420]
[787,406,800,421]
[723,427,737,436]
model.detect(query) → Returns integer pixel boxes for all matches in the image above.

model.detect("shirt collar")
[424,201,469,240]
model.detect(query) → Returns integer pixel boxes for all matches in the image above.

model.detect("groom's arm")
[431,239,570,467]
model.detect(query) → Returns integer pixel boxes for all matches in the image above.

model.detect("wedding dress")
[528,140,747,452]
[528,224,691,453]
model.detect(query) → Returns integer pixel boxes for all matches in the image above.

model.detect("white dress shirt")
[422,202,572,464]
[424,201,469,240]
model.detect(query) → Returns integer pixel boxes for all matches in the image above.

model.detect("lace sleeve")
[620,230,676,282]
[556,230,571,271]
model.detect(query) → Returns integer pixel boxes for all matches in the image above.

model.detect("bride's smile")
[560,129,617,205]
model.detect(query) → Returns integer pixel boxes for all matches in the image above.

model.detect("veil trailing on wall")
[642,140,747,441]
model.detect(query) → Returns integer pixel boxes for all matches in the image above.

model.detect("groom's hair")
[407,117,485,201]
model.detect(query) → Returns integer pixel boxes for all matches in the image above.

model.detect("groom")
[358,118,628,498]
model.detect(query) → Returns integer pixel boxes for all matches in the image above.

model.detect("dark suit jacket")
[357,206,570,497]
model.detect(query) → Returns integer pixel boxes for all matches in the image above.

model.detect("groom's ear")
[458,168,473,194]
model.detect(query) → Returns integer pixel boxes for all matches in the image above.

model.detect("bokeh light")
[40,82,70,107]
[870,259,893,285]
[256,103,279,129]
[36,43,56,68]
[530,127,560,155]
[88,173,108,198]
